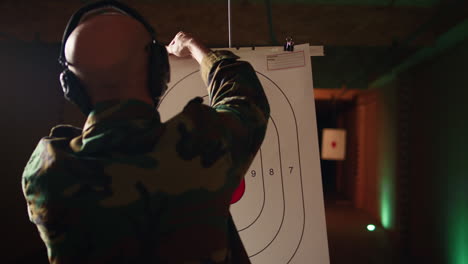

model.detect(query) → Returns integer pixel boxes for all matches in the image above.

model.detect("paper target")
[158,44,329,264]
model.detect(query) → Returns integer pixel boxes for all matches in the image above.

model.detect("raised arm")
[167,32,270,155]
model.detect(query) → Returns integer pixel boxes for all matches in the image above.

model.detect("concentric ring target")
[158,70,306,263]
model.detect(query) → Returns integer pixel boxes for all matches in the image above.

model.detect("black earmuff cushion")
[60,69,93,115]
[148,41,170,100]
[59,0,170,115]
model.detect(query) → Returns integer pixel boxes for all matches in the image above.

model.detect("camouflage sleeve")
[200,50,270,156]
[22,140,151,263]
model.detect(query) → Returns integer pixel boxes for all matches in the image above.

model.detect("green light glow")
[447,176,468,264]
[379,150,395,229]
[367,224,376,232]
[451,221,467,264]
[380,175,393,228]
[373,19,468,264]
[376,84,396,231]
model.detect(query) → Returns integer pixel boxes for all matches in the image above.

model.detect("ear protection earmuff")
[58,0,170,116]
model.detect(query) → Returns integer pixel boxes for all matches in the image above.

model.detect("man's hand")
[166,31,210,64]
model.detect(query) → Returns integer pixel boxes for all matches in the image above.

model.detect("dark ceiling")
[0,0,466,47]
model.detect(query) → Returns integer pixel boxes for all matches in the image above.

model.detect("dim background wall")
[406,35,468,264]
[0,41,83,263]
[372,24,468,264]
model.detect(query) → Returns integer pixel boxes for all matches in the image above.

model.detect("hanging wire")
[228,0,232,48]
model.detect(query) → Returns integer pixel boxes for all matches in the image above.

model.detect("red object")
[231,178,246,204]
[331,141,337,148]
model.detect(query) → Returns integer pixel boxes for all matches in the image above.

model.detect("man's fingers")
[166,31,198,58]
[165,45,172,55]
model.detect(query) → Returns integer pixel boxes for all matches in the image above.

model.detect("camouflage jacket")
[22,51,270,264]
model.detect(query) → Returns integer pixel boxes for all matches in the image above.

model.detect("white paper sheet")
[158,44,329,264]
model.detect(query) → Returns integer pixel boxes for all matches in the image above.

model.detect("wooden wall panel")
[354,91,379,220]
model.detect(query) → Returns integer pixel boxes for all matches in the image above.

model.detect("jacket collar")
[70,99,163,154]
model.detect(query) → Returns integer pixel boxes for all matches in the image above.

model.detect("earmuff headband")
[59,0,159,66]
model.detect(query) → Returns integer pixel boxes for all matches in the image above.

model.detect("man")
[22,1,269,263]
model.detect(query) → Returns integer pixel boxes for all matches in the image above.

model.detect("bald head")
[64,11,154,105]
